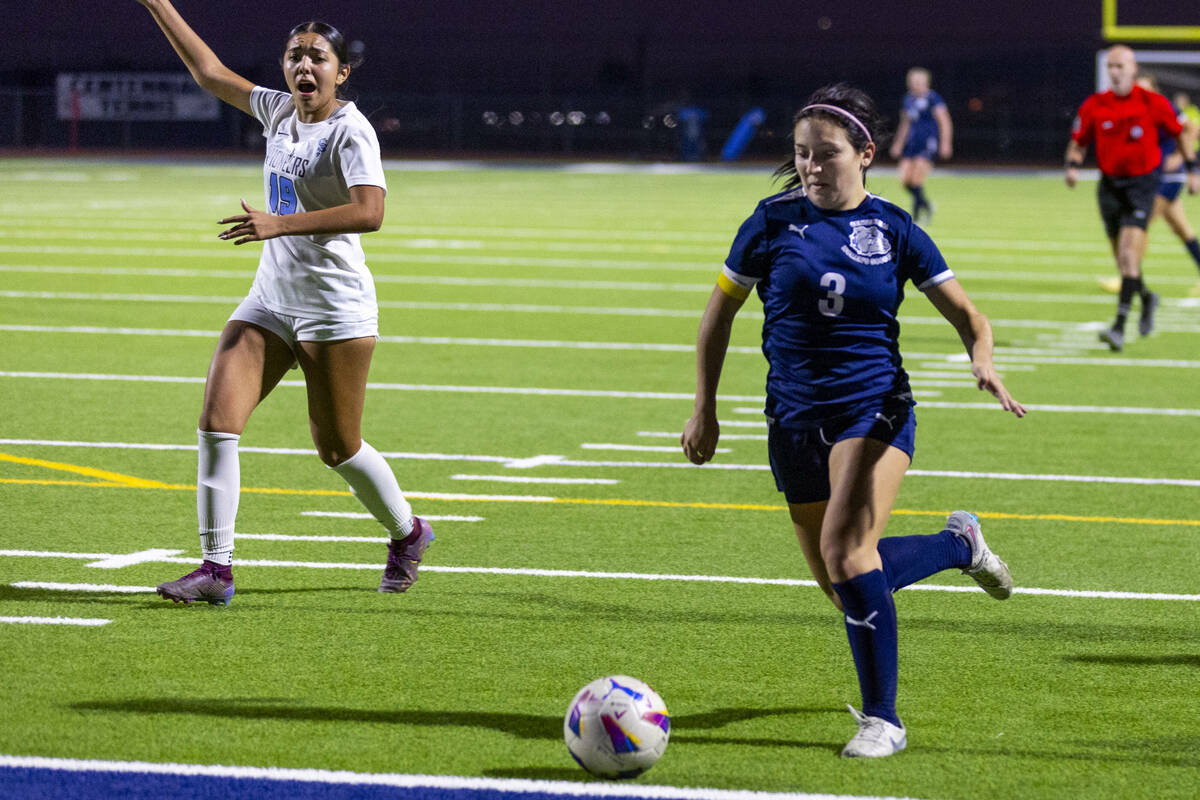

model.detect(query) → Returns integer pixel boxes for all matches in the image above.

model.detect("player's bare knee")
[197,410,244,436]
[313,435,361,467]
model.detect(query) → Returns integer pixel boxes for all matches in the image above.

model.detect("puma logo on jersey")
[845,610,879,630]
[874,412,896,430]
[789,223,810,239]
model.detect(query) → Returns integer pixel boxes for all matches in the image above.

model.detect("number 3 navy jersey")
[247,86,388,322]
[720,187,954,428]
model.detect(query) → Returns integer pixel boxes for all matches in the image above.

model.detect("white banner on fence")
[56,73,219,121]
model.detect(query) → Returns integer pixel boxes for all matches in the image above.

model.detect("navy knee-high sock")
[878,531,971,592]
[1185,237,1200,272]
[907,184,927,214]
[832,569,901,727]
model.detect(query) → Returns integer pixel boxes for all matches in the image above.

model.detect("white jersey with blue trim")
[722,187,954,427]
[247,86,387,322]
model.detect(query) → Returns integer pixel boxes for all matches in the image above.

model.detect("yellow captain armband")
[717,270,752,301]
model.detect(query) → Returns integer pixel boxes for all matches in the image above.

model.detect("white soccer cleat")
[946,510,1012,600]
[841,705,906,758]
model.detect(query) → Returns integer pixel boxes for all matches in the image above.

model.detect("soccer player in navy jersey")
[1138,75,1200,288]
[681,84,1025,758]
[888,68,952,224]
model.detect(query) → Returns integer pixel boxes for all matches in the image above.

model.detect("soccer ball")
[563,675,670,779]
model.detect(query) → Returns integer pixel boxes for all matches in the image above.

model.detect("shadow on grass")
[1063,653,1200,667]
[0,584,373,608]
[69,697,837,750]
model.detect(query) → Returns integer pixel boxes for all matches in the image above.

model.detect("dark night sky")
[12,1,1126,93]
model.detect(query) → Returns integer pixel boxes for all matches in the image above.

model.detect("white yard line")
[11,581,155,593]
[300,512,484,522]
[0,615,111,626]
[450,474,620,485]
[1,438,1195,484]
[2,263,1197,301]
[0,373,766,401]
[581,443,732,454]
[639,431,767,441]
[235,533,389,544]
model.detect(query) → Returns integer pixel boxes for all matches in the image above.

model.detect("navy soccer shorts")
[900,135,938,162]
[767,395,916,505]
[1158,171,1185,202]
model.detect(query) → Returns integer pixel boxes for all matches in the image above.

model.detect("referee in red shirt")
[1066,45,1199,351]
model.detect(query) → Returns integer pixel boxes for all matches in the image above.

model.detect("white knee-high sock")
[332,440,414,538]
[197,429,240,566]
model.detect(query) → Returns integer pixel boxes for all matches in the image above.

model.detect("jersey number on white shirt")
[268,173,298,215]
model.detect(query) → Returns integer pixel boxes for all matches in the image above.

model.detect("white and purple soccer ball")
[563,675,671,779]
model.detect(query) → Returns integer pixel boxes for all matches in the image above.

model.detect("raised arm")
[924,278,1026,418]
[135,0,255,116]
[681,286,746,464]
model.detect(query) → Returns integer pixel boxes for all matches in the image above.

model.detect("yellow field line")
[3,452,1199,528]
[0,452,175,489]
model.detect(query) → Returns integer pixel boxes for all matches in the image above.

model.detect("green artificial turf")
[1,158,1198,798]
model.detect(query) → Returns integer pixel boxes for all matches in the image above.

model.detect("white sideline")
[1,262,1196,305]
[12,582,156,593]
[11,293,1194,332]
[0,615,111,626]
[0,372,760,401]
[0,754,924,800]
[6,556,1200,602]
[300,512,485,522]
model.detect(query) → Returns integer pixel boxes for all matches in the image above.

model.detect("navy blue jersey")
[721,188,954,427]
[902,90,945,146]
[1159,102,1185,158]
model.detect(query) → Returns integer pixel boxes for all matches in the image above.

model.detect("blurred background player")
[888,67,953,224]
[1177,90,1200,295]
[682,83,1023,758]
[135,0,435,605]
[1142,75,1200,295]
[1065,46,1199,352]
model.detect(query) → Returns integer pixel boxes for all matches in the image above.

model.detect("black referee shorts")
[1096,170,1160,239]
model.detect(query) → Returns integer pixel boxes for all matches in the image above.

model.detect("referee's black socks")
[1116,276,1139,330]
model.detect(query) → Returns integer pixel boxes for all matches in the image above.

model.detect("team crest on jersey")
[842,219,892,265]
[316,138,329,157]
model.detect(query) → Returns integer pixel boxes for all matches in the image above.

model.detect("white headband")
[801,103,873,143]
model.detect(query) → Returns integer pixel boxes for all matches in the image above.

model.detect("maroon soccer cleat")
[156,561,235,606]
[378,517,435,593]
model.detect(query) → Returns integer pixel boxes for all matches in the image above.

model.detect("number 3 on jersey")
[818,271,846,317]
[268,173,297,215]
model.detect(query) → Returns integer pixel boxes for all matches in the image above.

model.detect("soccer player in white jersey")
[681,84,1025,758]
[135,0,433,605]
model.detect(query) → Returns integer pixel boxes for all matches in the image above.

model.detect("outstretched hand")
[972,363,1026,418]
[218,199,284,245]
